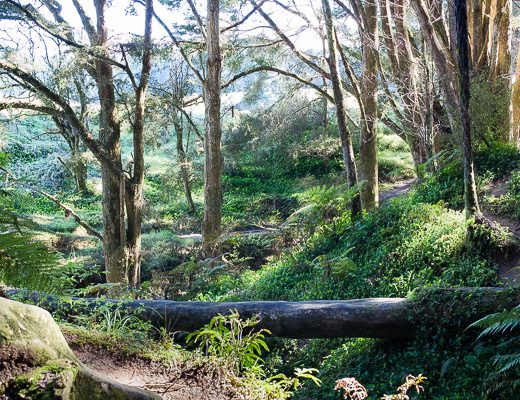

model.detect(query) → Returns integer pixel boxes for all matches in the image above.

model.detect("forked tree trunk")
[322,0,361,218]
[202,0,223,254]
[455,0,480,217]
[359,0,379,210]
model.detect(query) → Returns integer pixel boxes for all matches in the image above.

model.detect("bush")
[475,142,520,177]
[497,170,520,219]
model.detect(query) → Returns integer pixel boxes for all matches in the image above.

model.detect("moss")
[408,287,520,336]
[0,298,160,399]
[0,298,77,363]
[2,359,77,399]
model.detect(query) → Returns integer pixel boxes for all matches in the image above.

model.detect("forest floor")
[60,178,520,400]
[379,178,415,204]
[177,179,417,242]
[69,341,235,400]
[62,179,420,400]
[481,174,520,284]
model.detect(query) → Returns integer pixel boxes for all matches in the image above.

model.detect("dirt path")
[69,342,236,400]
[380,178,415,204]
[178,180,417,243]
[480,175,520,284]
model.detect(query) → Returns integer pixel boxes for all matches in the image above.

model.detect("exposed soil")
[0,346,38,386]
[67,340,237,400]
[481,175,520,284]
[380,179,415,204]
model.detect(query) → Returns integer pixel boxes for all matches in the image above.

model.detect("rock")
[0,298,161,400]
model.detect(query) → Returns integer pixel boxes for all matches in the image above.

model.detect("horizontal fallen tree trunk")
[12,287,520,340]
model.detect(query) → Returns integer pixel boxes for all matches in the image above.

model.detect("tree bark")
[72,150,88,194]
[322,0,361,218]
[359,0,379,210]
[202,0,224,253]
[21,287,520,340]
[511,45,520,144]
[455,0,480,217]
[126,0,154,288]
[174,118,196,214]
[489,0,511,81]
[93,0,128,284]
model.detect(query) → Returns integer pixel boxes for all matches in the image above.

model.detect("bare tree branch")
[223,65,335,103]
[0,166,102,241]
[249,0,330,80]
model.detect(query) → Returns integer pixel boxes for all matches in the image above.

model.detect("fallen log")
[12,287,520,340]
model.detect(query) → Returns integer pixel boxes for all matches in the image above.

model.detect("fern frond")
[470,306,520,339]
[0,231,61,292]
[495,353,520,374]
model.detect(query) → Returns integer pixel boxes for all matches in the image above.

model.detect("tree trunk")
[322,0,361,218]
[126,0,153,288]
[175,119,196,214]
[202,0,223,254]
[94,0,128,284]
[72,149,88,194]
[359,0,379,210]
[23,287,520,340]
[511,45,520,145]
[455,0,481,218]
[489,0,511,80]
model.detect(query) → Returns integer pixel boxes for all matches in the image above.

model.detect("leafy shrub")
[412,152,464,208]
[475,142,520,177]
[229,197,497,302]
[496,170,520,219]
[186,311,321,399]
[187,311,270,374]
[470,74,510,144]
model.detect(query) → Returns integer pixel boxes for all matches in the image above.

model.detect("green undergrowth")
[413,142,520,208]
[196,196,500,302]
[491,169,520,220]
[182,177,510,399]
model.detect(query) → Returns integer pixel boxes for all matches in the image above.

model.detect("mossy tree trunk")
[202,0,224,254]
[358,0,379,210]
[322,0,361,218]
[455,0,481,218]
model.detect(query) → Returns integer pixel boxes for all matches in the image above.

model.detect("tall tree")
[126,0,154,286]
[202,0,223,254]
[0,0,155,286]
[455,0,480,217]
[322,0,361,217]
[356,0,379,210]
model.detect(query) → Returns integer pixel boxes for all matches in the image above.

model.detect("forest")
[0,0,519,399]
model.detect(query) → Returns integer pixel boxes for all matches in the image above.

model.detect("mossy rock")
[0,298,160,400]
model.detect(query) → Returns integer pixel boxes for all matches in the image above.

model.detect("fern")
[470,306,520,339]
[0,232,61,292]
[470,305,520,392]
[0,152,62,292]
